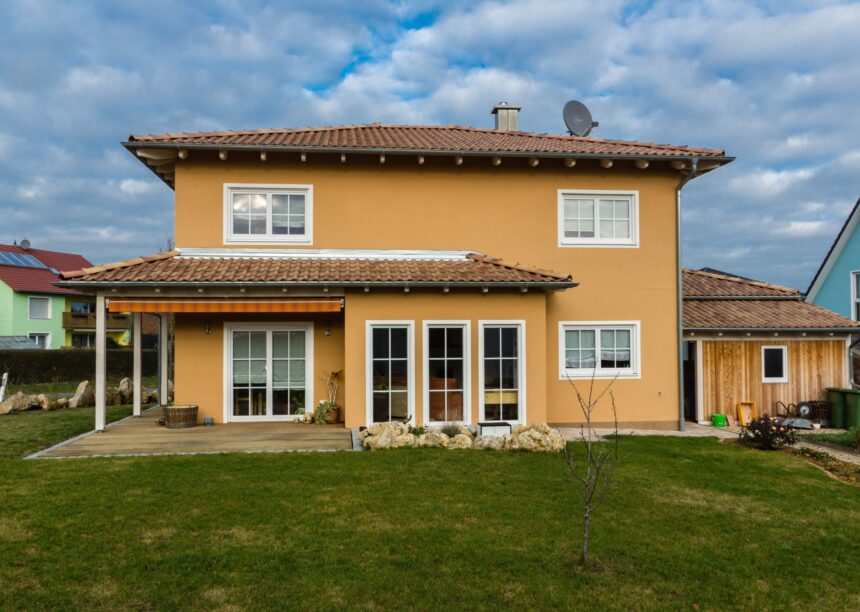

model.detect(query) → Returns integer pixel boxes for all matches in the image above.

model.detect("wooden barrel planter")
[162,404,199,429]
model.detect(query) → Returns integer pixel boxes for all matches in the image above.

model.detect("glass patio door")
[230,326,310,420]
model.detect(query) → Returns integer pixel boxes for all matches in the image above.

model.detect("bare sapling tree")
[562,373,622,566]
[157,234,175,254]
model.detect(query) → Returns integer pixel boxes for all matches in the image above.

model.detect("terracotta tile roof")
[57,250,575,289]
[683,299,860,331]
[0,244,91,296]
[128,124,727,159]
[682,269,859,331]
[682,269,799,297]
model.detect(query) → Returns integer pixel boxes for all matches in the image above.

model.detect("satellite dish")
[563,100,598,137]
[19,239,31,250]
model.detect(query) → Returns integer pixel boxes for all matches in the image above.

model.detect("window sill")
[225,237,313,245]
[560,371,640,380]
[557,241,638,249]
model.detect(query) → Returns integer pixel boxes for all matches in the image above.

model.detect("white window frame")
[558,321,641,380]
[222,322,315,422]
[761,345,788,384]
[850,270,860,321]
[366,321,415,425]
[557,189,639,247]
[478,320,526,425]
[28,332,51,349]
[28,296,51,320]
[223,183,313,245]
[422,321,472,426]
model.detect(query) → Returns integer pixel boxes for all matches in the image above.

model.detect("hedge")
[0,349,158,385]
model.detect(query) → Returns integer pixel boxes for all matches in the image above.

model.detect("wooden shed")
[682,269,860,423]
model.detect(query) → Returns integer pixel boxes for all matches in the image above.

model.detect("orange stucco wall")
[342,290,547,428]
[171,152,683,428]
[174,312,345,423]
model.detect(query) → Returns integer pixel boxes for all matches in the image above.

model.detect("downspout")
[676,157,698,431]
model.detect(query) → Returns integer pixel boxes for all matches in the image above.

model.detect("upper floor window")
[70,301,96,314]
[28,296,51,320]
[224,184,313,244]
[557,190,638,247]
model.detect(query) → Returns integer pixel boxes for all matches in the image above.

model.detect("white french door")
[224,323,314,422]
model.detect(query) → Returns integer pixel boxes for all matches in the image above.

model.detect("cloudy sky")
[1,0,859,289]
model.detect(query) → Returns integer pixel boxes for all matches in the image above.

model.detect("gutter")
[676,157,698,432]
[122,140,735,165]
[684,327,860,334]
[55,280,578,290]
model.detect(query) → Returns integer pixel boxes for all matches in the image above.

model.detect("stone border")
[33,447,356,460]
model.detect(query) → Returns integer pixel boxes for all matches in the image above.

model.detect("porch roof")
[56,249,576,290]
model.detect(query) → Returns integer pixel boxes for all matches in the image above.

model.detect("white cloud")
[1,0,860,288]
[119,179,157,197]
[728,167,817,198]
[770,220,835,238]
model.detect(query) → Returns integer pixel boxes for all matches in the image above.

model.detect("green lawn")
[7,375,159,396]
[0,405,137,460]
[804,428,859,451]
[1,418,859,609]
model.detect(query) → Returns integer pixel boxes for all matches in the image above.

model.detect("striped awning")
[107,298,343,314]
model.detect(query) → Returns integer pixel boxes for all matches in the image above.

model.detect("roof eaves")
[123,140,733,162]
[805,195,860,300]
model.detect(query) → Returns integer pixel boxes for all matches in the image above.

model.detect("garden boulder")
[448,433,473,449]
[68,381,94,408]
[118,377,133,403]
[0,392,39,415]
[417,432,449,448]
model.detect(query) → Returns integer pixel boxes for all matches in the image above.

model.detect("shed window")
[762,346,788,383]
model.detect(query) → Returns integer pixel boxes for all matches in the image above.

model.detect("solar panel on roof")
[0,252,47,269]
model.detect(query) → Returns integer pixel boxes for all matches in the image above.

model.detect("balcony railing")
[62,312,132,330]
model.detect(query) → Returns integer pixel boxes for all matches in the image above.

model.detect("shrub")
[0,349,158,384]
[440,422,462,438]
[854,428,860,451]
[739,415,797,450]
[409,426,425,436]
[314,400,336,424]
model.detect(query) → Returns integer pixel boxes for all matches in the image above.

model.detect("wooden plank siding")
[699,338,849,419]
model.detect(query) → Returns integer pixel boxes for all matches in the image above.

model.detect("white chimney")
[491,102,521,131]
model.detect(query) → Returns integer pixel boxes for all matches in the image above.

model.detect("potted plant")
[317,369,342,423]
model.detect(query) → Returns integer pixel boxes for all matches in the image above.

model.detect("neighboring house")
[58,104,734,431]
[682,269,859,423]
[0,243,130,348]
[806,196,860,320]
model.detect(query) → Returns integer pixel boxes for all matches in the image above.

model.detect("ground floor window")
[480,322,523,423]
[424,322,470,424]
[762,345,788,383]
[559,321,640,379]
[368,322,413,423]
[28,332,50,349]
[72,333,95,348]
[226,324,312,420]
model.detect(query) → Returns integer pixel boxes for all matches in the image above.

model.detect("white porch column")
[159,314,169,406]
[133,312,142,416]
[95,294,106,431]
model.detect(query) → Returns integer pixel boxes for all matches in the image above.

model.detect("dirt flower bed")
[794,447,860,486]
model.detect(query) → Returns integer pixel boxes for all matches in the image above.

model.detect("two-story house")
[0,242,131,348]
[58,105,732,431]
